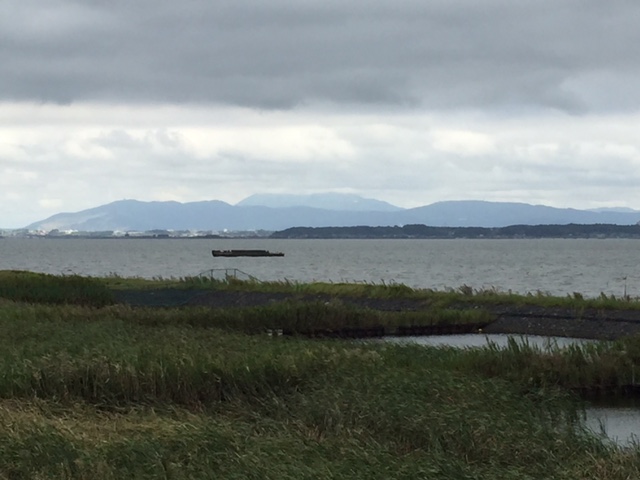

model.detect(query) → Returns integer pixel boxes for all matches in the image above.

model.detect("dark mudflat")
[112,289,430,311]
[479,305,640,340]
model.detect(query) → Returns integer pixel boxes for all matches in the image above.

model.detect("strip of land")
[271,223,640,239]
[112,288,640,340]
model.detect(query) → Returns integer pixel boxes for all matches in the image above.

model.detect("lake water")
[585,399,640,448]
[0,238,639,297]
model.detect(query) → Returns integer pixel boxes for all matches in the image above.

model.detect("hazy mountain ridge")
[237,193,402,212]
[398,201,640,227]
[23,195,640,232]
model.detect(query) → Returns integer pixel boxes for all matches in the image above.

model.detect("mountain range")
[23,194,640,232]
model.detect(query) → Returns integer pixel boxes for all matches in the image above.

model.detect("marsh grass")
[0,331,638,478]
[2,272,640,477]
[0,304,338,408]
[213,299,492,334]
[0,271,114,306]
[105,274,640,310]
[5,269,639,311]
[452,335,640,394]
[154,301,488,334]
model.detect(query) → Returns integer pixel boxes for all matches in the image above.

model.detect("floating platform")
[212,249,285,257]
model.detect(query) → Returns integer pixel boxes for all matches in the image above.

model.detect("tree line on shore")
[271,223,640,239]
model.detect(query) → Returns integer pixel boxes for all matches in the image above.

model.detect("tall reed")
[0,271,114,306]
[0,300,639,478]
[454,335,640,393]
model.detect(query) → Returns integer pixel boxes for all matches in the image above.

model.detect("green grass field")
[0,271,639,479]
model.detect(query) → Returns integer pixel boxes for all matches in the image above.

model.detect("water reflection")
[584,398,640,448]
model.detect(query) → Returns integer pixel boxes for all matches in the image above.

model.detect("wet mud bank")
[481,305,640,340]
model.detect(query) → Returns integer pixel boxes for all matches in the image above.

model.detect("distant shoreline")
[270,224,640,240]
[3,222,640,239]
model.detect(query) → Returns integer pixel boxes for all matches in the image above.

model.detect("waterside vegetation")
[1,271,640,478]
[271,223,640,239]
[103,271,640,310]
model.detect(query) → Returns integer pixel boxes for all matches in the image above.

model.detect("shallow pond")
[584,398,640,448]
[380,333,596,350]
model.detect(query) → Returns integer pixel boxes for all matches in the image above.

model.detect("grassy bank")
[0,271,640,478]
[0,303,639,478]
[2,269,640,310]
[0,270,114,306]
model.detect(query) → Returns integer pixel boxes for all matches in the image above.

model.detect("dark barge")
[212,249,285,257]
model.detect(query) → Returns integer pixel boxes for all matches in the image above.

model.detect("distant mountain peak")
[22,198,640,232]
[236,193,402,212]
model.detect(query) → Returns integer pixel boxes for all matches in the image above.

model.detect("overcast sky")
[2,0,640,227]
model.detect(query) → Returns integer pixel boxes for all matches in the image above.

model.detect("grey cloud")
[2,0,640,112]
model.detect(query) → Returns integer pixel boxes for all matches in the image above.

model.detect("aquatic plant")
[0,299,639,478]
[453,335,640,395]
[0,270,114,306]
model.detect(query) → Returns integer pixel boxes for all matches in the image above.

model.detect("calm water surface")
[0,238,638,297]
[380,333,595,349]
[585,399,640,448]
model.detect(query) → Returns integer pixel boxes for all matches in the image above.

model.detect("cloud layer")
[3,0,640,111]
[1,1,640,227]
